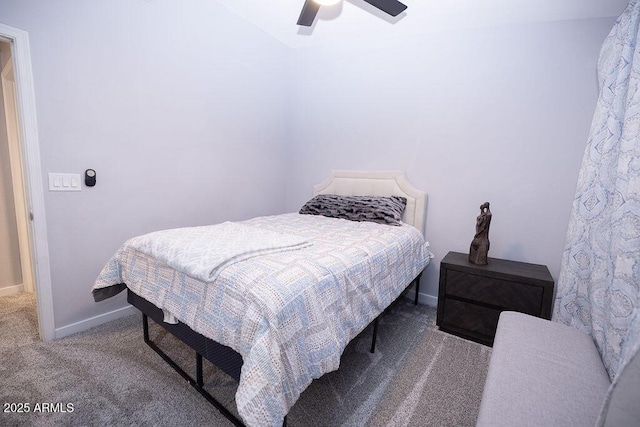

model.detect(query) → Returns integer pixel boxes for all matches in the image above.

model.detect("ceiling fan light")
[313,0,341,6]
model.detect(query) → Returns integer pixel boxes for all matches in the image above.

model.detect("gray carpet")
[0,292,491,426]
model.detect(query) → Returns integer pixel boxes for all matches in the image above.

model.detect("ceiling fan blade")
[297,0,321,26]
[362,0,407,17]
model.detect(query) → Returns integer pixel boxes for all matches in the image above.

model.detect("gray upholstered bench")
[476,311,640,427]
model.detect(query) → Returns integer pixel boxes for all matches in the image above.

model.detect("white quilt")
[93,213,433,426]
[126,222,310,282]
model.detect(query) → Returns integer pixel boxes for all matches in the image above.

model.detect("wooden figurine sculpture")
[469,202,492,265]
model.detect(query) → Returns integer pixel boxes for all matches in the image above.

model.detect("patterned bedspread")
[92,213,433,426]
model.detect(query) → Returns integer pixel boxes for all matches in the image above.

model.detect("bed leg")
[370,317,379,353]
[139,315,245,426]
[414,273,422,306]
[283,416,287,427]
[143,314,150,342]
[196,352,204,387]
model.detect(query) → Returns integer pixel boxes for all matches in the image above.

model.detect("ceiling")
[216,0,630,48]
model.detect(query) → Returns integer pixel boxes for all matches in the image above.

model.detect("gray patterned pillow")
[299,195,407,226]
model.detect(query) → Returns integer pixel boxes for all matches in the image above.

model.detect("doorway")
[1,42,34,298]
[0,24,54,342]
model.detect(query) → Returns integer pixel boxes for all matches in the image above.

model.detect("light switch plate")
[49,173,82,191]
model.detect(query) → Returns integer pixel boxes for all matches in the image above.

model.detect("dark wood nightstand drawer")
[445,270,543,316]
[441,298,500,343]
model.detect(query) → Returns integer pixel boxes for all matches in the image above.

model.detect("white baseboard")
[0,283,25,297]
[54,305,138,339]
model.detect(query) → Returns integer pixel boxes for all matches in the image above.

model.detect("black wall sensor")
[85,169,96,187]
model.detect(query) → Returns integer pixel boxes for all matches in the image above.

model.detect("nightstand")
[436,251,554,346]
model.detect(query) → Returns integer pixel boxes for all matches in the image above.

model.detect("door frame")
[0,23,54,342]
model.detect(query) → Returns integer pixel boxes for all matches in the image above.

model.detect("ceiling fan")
[297,0,407,27]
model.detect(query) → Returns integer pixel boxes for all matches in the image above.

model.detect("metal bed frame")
[127,273,422,426]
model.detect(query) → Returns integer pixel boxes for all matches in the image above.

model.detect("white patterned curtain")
[554,0,640,380]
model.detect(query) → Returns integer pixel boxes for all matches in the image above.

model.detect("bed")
[92,170,433,427]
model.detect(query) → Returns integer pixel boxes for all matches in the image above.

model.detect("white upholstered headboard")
[313,170,427,236]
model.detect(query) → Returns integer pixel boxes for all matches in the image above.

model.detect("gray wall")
[0,0,291,327]
[0,0,618,330]
[286,18,614,302]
